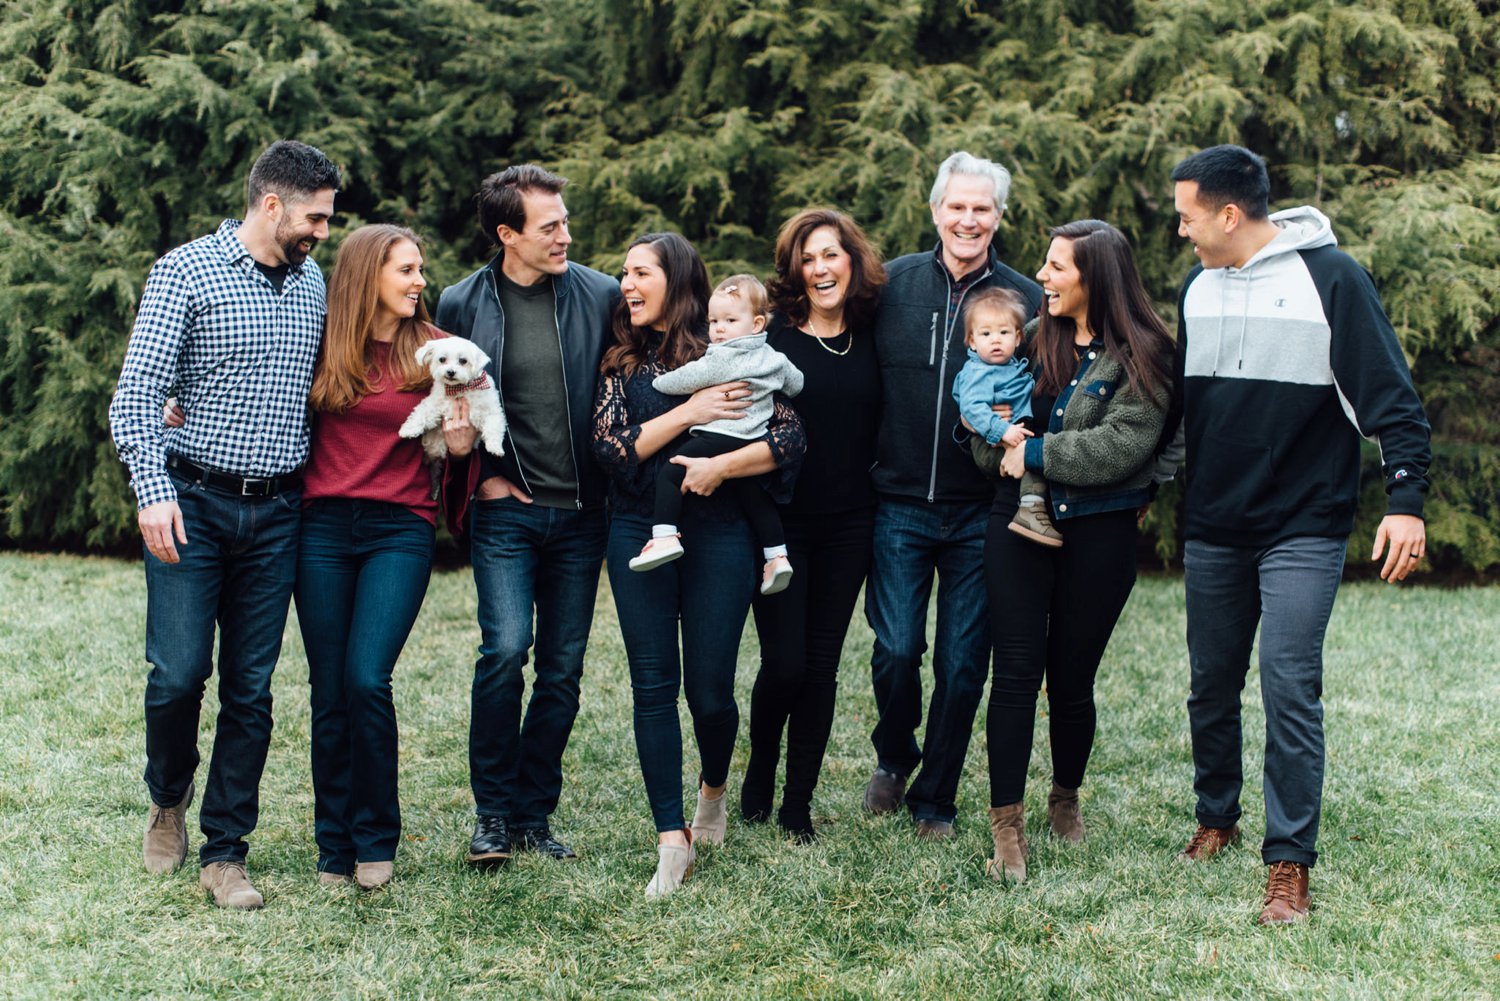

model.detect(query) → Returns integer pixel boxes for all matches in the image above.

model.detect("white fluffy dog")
[399,336,507,461]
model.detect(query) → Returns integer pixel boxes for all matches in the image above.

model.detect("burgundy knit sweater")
[301,338,438,524]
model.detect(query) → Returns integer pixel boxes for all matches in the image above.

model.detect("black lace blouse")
[592,350,806,520]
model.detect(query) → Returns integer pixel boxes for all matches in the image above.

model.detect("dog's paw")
[480,414,507,457]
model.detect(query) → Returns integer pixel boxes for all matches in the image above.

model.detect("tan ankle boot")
[143,782,194,874]
[690,787,727,846]
[644,832,695,899]
[985,804,1028,883]
[1047,782,1085,842]
[355,860,393,891]
[200,861,264,910]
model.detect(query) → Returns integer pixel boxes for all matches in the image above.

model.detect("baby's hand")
[1000,425,1032,448]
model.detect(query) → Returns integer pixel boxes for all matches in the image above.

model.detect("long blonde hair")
[310,224,434,413]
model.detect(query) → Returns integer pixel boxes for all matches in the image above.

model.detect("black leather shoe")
[863,767,907,815]
[466,815,512,866]
[777,807,817,846]
[517,826,579,861]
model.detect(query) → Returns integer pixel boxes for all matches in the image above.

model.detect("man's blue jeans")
[1185,535,1347,867]
[469,498,607,827]
[142,472,300,865]
[295,499,434,874]
[865,497,989,824]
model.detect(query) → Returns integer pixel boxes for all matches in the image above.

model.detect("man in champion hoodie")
[1170,145,1431,925]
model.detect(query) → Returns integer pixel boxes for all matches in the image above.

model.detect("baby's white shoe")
[629,535,684,572]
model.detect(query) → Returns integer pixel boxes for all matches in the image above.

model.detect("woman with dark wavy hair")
[973,219,1174,883]
[593,232,806,896]
[741,208,885,843]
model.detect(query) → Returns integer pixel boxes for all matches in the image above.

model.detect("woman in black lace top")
[592,232,805,898]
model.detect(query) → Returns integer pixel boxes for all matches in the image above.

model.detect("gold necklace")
[805,313,852,356]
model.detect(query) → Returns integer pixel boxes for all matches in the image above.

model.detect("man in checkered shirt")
[108,139,339,910]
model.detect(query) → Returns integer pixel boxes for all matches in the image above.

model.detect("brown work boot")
[1179,823,1241,862]
[143,782,194,875]
[1047,782,1085,842]
[862,767,906,815]
[984,804,1028,884]
[199,861,264,910]
[1258,861,1311,925]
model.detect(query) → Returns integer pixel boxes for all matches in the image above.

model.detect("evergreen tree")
[2,0,1495,567]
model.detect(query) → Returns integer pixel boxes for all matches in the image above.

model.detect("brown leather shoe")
[1047,783,1085,842]
[985,804,1028,883]
[199,861,264,910]
[915,819,954,841]
[862,767,906,815]
[143,782,194,875]
[1258,861,1311,925]
[1179,823,1241,862]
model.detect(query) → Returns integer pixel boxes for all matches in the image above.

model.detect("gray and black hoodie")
[1177,205,1431,546]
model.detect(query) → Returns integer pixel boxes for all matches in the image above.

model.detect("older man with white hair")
[862,152,1043,837]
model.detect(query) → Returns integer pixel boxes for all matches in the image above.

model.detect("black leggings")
[748,506,874,815]
[984,506,1139,806]
[655,431,783,550]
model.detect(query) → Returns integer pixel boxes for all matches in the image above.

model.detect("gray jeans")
[1184,535,1347,867]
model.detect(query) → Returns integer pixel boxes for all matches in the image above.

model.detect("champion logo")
[1394,469,1409,479]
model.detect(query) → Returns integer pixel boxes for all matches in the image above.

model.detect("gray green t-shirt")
[496,270,576,508]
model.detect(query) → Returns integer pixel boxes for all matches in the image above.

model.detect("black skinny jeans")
[748,505,874,818]
[985,506,1139,807]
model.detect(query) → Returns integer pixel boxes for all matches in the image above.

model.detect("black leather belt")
[166,454,300,498]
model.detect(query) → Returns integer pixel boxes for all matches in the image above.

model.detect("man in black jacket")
[1170,145,1430,924]
[436,165,620,866]
[862,152,1043,836]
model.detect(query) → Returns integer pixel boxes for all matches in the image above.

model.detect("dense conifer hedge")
[2,1,1495,572]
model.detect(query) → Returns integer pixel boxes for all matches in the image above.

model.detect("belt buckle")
[242,477,269,497]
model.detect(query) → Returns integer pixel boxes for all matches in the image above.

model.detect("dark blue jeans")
[608,510,756,833]
[469,498,607,827]
[142,472,300,865]
[864,498,989,824]
[1184,536,1347,867]
[295,499,434,873]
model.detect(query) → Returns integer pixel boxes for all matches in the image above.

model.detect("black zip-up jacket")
[872,243,1043,503]
[436,253,620,509]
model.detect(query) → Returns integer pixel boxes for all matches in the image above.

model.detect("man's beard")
[275,218,315,265]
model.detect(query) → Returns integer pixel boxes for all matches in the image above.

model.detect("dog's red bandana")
[445,372,493,397]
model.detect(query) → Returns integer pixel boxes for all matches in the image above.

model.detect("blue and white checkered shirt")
[109,219,326,509]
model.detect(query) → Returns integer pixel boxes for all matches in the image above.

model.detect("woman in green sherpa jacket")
[970,219,1176,884]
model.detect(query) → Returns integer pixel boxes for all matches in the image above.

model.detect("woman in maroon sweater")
[295,224,475,890]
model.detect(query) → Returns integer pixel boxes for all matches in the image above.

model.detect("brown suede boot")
[143,782,194,875]
[199,861,264,910]
[1047,782,1085,842]
[985,804,1028,884]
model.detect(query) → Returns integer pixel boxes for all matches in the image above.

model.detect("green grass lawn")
[0,552,1495,999]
